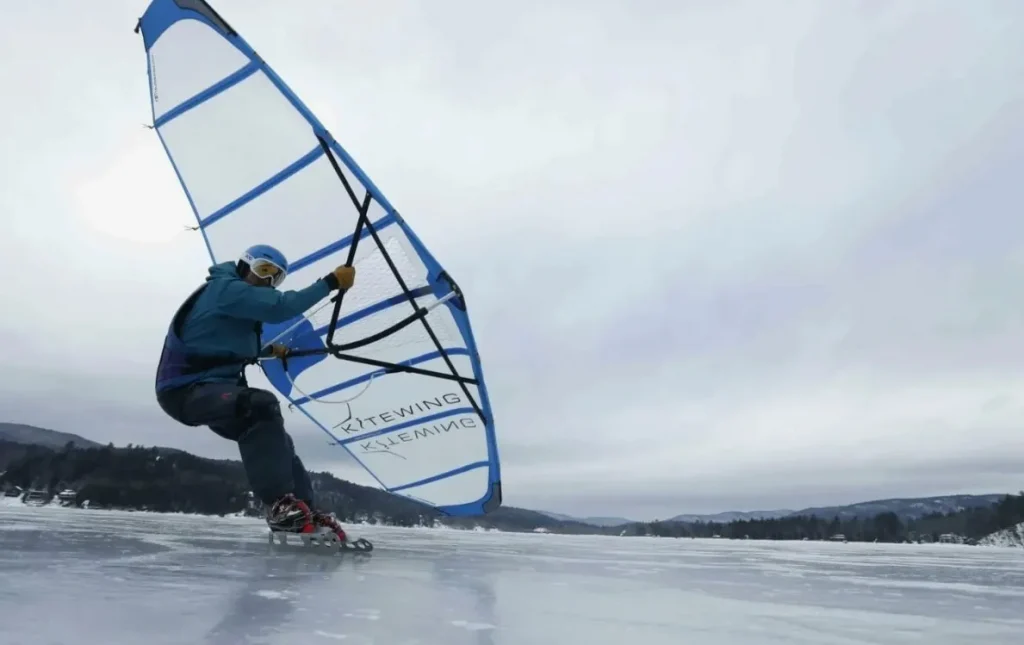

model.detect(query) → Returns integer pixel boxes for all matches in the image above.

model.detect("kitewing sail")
[136,0,501,516]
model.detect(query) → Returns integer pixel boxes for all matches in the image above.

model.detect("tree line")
[0,439,445,524]
[2,438,1021,542]
[627,492,1024,543]
[0,440,587,533]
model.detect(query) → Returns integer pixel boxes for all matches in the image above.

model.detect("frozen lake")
[1,504,1022,644]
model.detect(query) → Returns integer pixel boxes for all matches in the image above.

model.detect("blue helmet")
[240,244,289,288]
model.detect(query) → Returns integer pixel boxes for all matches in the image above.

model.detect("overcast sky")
[2,0,1023,521]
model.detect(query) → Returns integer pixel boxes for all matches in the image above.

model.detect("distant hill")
[785,494,1007,521]
[0,422,101,450]
[2,420,1013,536]
[537,511,636,527]
[459,507,614,534]
[533,499,1004,527]
[669,509,794,523]
[663,495,1008,525]
[0,430,607,534]
[639,493,1024,544]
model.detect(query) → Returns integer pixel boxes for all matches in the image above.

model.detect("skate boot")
[266,493,314,533]
[311,510,347,542]
[311,510,373,551]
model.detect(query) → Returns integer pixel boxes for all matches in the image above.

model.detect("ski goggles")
[249,258,288,288]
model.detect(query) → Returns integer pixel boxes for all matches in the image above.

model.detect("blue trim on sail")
[312,287,433,336]
[200,146,324,228]
[390,462,489,494]
[153,61,259,128]
[290,348,470,407]
[288,213,397,274]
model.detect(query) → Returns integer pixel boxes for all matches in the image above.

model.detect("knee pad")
[236,388,282,423]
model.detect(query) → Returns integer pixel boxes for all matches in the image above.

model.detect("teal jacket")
[155,262,332,390]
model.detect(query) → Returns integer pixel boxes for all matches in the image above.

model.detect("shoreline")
[4,496,1020,549]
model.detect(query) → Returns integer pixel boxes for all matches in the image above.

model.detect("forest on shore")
[1,439,1021,544]
[637,493,1024,544]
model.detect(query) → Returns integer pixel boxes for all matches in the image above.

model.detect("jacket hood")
[207,261,241,281]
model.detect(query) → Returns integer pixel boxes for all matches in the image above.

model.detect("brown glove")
[269,344,289,358]
[330,265,356,290]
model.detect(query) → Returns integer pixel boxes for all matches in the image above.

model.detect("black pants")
[157,381,314,509]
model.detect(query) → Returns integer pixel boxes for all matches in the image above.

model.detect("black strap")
[278,135,486,424]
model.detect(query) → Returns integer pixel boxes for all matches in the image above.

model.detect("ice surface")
[2,505,1023,644]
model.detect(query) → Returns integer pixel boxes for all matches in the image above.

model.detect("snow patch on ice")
[979,522,1024,548]
[451,619,496,631]
[253,590,297,600]
[0,497,501,533]
[823,574,1024,597]
[0,495,258,521]
[341,608,380,621]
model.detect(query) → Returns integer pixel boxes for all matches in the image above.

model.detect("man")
[155,243,354,539]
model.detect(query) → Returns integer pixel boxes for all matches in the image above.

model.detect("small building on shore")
[21,489,50,506]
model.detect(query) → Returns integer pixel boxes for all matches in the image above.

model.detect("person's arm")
[216,265,356,324]
[217,276,334,323]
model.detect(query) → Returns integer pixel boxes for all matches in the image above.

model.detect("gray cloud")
[2,0,1024,521]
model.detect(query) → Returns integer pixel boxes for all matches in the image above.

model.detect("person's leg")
[277,429,348,541]
[173,382,300,509]
[284,431,315,509]
[159,382,329,535]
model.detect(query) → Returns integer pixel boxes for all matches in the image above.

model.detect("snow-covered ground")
[980,522,1024,548]
[2,504,1023,644]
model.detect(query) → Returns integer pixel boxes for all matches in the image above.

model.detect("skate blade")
[267,528,374,553]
